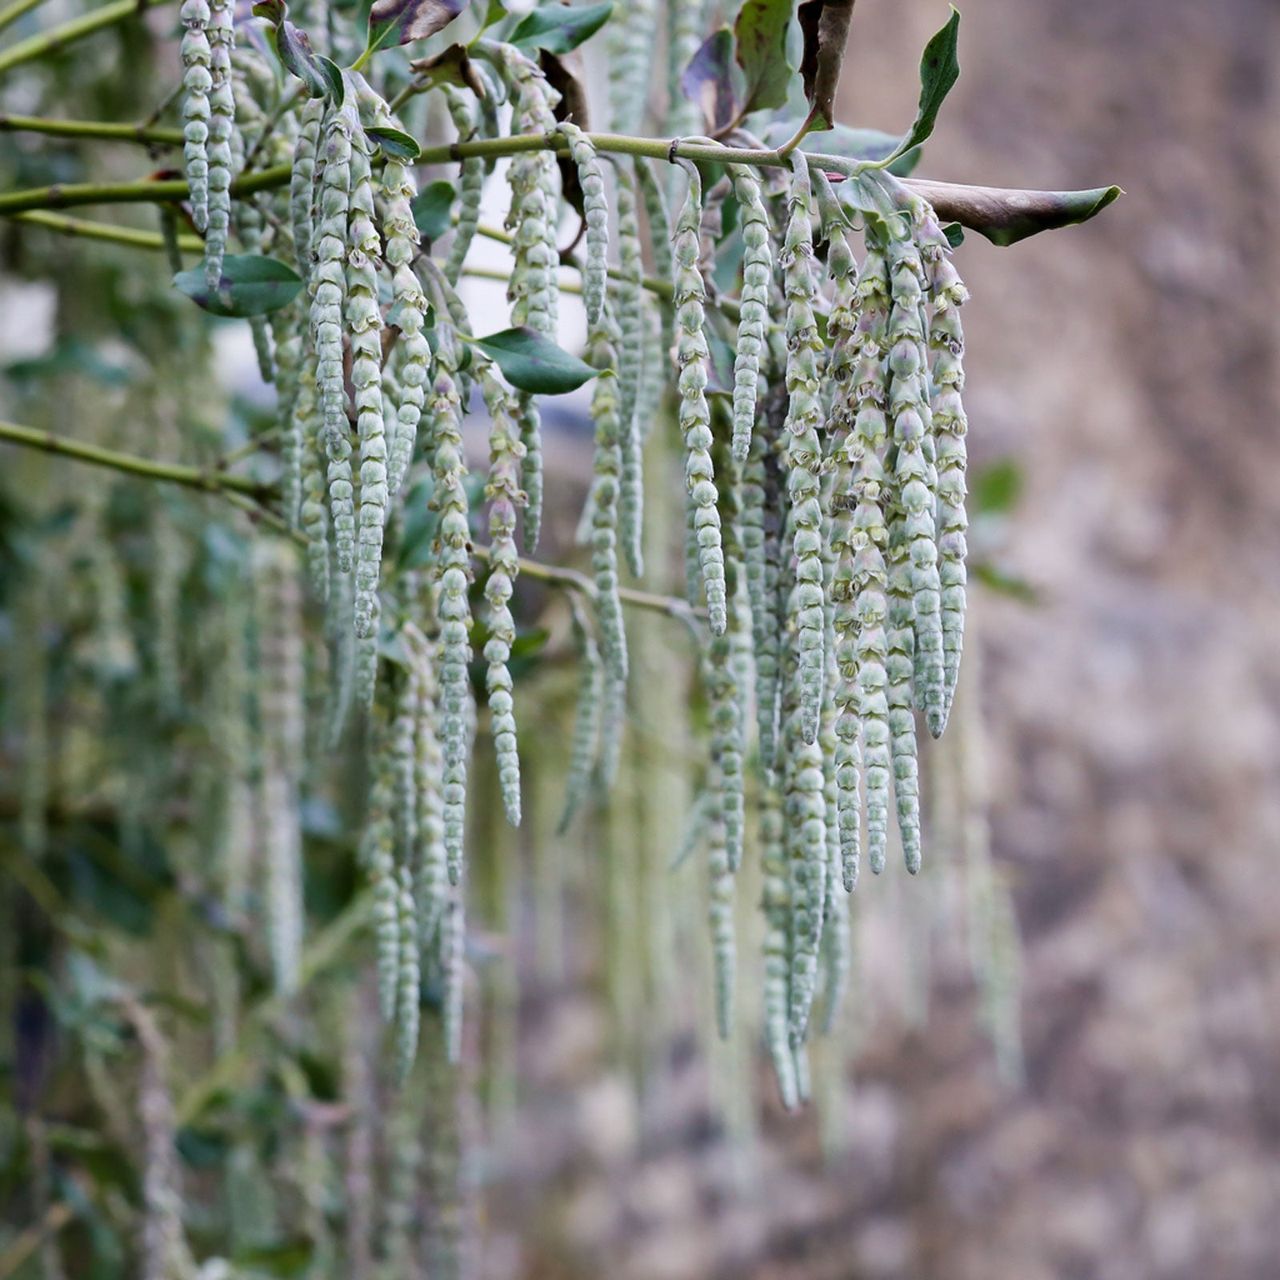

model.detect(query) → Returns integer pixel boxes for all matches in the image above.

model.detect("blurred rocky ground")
[473,1,1280,1275]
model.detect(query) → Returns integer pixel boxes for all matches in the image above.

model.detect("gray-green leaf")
[681,28,739,135]
[892,6,960,161]
[411,180,457,240]
[367,0,471,52]
[366,124,421,161]
[511,1,613,55]
[173,255,303,318]
[470,327,600,395]
[734,0,794,115]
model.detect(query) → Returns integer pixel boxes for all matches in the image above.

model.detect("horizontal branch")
[0,418,697,621]
[0,0,173,76]
[0,112,182,146]
[0,418,268,497]
[0,0,50,38]
[0,129,1118,245]
[12,209,202,251]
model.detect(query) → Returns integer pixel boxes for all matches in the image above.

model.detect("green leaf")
[510,1,613,55]
[734,0,794,115]
[942,221,964,248]
[410,180,456,240]
[970,458,1023,515]
[173,255,303,318]
[469,327,600,395]
[365,124,420,161]
[681,28,740,135]
[797,0,856,131]
[367,0,471,52]
[254,2,345,102]
[892,6,960,160]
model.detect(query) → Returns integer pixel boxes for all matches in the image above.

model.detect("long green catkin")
[916,202,971,728]
[179,0,212,233]
[253,539,305,995]
[635,158,675,358]
[380,141,431,502]
[558,123,609,328]
[391,667,419,859]
[613,160,645,577]
[273,304,305,530]
[394,864,421,1081]
[289,98,322,274]
[203,0,235,289]
[502,45,560,555]
[819,174,864,891]
[706,803,735,1040]
[782,155,826,744]
[442,893,465,1064]
[410,630,448,951]
[362,755,399,1023]
[311,106,355,575]
[851,237,894,875]
[443,88,484,286]
[729,166,772,461]
[479,366,525,826]
[587,315,628,693]
[885,509,922,872]
[557,597,603,834]
[430,334,473,886]
[887,231,944,737]
[672,160,727,635]
[295,365,331,599]
[759,783,797,1109]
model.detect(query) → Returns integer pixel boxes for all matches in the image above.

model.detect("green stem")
[0,112,182,145]
[0,0,50,38]
[0,418,268,498]
[13,209,202,252]
[0,0,174,76]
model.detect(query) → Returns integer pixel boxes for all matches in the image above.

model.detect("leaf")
[408,43,487,97]
[942,221,964,248]
[681,27,740,136]
[365,124,420,161]
[511,1,614,55]
[797,0,856,131]
[734,0,794,115]
[892,6,960,159]
[173,255,303,318]
[469,327,600,395]
[410,180,457,240]
[970,458,1023,515]
[906,179,1123,246]
[254,2,345,102]
[367,0,471,52]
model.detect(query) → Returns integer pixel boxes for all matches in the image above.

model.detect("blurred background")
[2,0,1278,1277]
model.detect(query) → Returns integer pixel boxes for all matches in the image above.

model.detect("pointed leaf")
[411,180,457,240]
[367,0,471,52]
[365,124,421,161]
[510,1,614,55]
[174,255,303,318]
[904,179,1123,246]
[734,0,794,115]
[255,2,345,102]
[681,27,741,135]
[797,0,856,131]
[470,327,600,395]
[893,7,960,160]
[766,120,923,175]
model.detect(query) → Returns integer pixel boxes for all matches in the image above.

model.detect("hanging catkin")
[252,539,306,995]
[706,801,735,1040]
[759,783,798,1109]
[606,0,654,134]
[729,166,772,461]
[557,596,603,833]
[394,864,421,1081]
[346,127,388,640]
[410,630,449,951]
[819,172,864,891]
[558,123,609,328]
[273,303,305,531]
[379,138,431,502]
[444,88,484,285]
[311,106,355,575]
[429,332,473,885]
[179,0,212,233]
[587,315,629,694]
[294,366,331,600]
[915,201,971,729]
[672,160,727,635]
[612,159,646,577]
[442,893,465,1064]
[289,97,322,274]
[782,154,826,745]
[479,365,525,826]
[885,510,922,872]
[362,754,400,1024]
[203,0,235,288]
[850,236,894,875]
